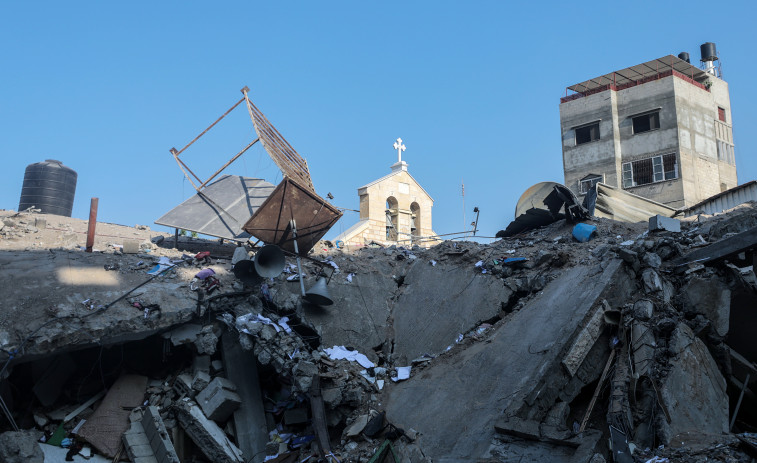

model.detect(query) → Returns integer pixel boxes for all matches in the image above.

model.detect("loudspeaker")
[254,245,286,278]
[233,260,261,286]
[304,277,333,306]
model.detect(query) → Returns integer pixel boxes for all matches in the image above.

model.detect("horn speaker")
[233,259,261,286]
[254,245,286,278]
[304,277,333,306]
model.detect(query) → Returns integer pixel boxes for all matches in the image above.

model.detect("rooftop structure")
[560,45,737,209]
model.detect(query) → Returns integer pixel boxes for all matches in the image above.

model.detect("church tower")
[334,138,437,248]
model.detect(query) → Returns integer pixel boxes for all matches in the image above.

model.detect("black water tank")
[18,160,78,216]
[678,52,690,63]
[700,42,717,61]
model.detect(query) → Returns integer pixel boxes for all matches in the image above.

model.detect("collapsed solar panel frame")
[157,87,340,249]
[154,175,276,241]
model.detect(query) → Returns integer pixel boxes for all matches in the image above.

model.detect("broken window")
[622,153,678,188]
[575,122,600,145]
[717,140,735,165]
[718,106,726,122]
[579,175,603,194]
[632,111,660,134]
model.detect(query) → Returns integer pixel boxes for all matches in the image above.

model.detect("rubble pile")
[2,206,757,462]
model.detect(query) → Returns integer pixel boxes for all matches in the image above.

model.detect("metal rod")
[86,197,99,252]
[579,349,616,433]
[174,97,245,157]
[730,373,750,431]
[198,137,260,189]
[171,152,201,191]
[0,393,19,431]
[290,220,307,297]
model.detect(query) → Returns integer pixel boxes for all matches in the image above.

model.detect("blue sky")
[2,1,756,241]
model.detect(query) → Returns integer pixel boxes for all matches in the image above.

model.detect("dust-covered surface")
[2,204,757,462]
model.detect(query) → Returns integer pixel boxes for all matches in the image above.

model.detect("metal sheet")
[155,175,275,240]
[684,181,757,217]
[242,177,342,255]
[588,183,676,223]
[567,55,709,93]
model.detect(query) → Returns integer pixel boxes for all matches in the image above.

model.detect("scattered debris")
[3,204,757,462]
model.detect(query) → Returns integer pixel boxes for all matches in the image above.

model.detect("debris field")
[2,205,757,463]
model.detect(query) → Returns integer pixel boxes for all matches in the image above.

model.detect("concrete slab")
[221,333,268,463]
[383,260,623,461]
[175,399,244,463]
[300,265,396,357]
[392,260,513,360]
[659,323,728,442]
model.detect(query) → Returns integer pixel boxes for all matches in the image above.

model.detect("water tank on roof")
[678,52,690,63]
[700,42,718,62]
[18,160,78,217]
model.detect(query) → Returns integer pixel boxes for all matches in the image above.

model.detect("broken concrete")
[123,406,180,463]
[3,205,757,463]
[384,259,625,461]
[659,324,729,442]
[196,377,241,422]
[175,399,244,463]
[0,429,43,463]
[679,276,731,337]
[220,333,268,463]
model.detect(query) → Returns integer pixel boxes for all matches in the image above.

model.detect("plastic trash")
[572,223,597,242]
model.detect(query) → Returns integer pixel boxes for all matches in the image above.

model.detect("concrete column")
[221,334,268,463]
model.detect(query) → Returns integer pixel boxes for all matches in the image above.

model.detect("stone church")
[334,138,437,248]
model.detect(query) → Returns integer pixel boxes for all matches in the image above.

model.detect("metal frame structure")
[163,87,335,245]
[561,55,711,103]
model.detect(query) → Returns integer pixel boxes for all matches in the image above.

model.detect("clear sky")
[2,1,756,241]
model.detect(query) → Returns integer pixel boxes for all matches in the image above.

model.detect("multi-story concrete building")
[560,46,736,208]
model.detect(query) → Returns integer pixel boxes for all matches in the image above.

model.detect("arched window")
[410,202,421,244]
[386,196,398,241]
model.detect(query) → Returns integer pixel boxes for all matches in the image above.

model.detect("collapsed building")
[3,197,757,462]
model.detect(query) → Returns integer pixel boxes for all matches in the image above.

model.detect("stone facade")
[560,56,737,209]
[335,161,437,248]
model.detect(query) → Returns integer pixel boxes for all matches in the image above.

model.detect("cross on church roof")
[393,138,406,163]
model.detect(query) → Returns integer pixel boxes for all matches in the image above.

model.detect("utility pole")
[462,179,466,234]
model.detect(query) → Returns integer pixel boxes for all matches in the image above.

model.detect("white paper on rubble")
[324,345,375,368]
[278,316,293,334]
[236,313,282,333]
[392,366,411,382]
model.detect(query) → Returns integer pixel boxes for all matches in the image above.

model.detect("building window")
[632,112,660,134]
[622,153,678,188]
[579,175,603,194]
[717,140,735,165]
[718,107,726,122]
[575,123,600,145]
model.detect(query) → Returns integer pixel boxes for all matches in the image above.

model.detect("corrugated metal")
[591,183,676,223]
[684,181,757,217]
